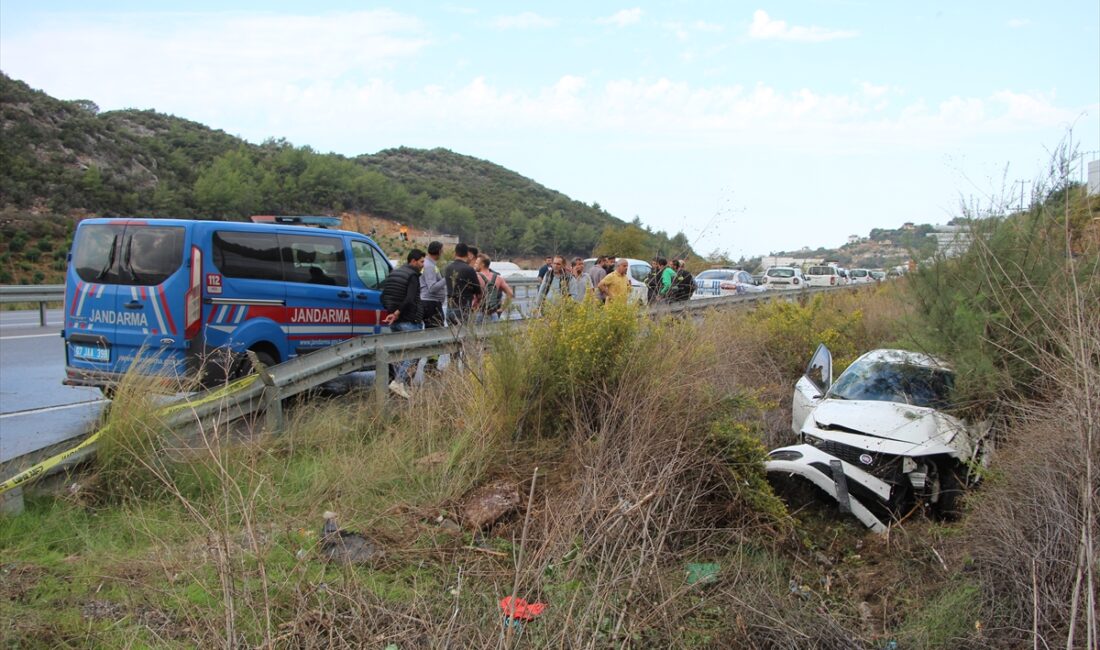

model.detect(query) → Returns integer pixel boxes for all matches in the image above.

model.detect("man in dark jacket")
[444,243,481,324]
[382,249,426,398]
[669,259,695,302]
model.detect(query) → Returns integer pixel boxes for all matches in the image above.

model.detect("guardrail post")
[374,341,388,413]
[263,387,284,433]
[0,486,24,516]
[39,302,47,327]
[248,351,283,433]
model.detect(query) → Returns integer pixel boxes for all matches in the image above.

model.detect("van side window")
[281,234,348,286]
[351,241,389,290]
[213,231,283,281]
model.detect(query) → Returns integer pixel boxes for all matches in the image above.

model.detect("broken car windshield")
[828,359,954,409]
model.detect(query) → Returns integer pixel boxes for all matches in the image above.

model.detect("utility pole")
[1014,180,1030,212]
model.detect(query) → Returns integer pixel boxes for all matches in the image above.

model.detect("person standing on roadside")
[586,255,608,302]
[669,259,695,302]
[644,259,662,303]
[570,257,593,302]
[598,258,632,303]
[534,255,576,313]
[419,241,446,372]
[444,242,481,324]
[473,254,515,322]
[537,256,553,280]
[381,249,426,398]
[658,257,676,300]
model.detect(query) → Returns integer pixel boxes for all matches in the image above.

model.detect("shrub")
[749,294,865,377]
[907,184,1099,411]
[483,297,641,437]
[8,231,27,253]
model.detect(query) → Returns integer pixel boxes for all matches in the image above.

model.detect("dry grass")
[956,266,1099,649]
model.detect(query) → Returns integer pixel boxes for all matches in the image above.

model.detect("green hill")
[0,72,690,283]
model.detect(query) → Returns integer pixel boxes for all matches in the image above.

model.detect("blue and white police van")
[62,216,393,391]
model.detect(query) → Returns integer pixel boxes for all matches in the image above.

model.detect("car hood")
[810,399,968,448]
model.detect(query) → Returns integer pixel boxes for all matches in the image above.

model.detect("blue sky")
[1,1,1097,258]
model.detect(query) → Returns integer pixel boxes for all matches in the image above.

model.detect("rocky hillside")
[0,72,690,284]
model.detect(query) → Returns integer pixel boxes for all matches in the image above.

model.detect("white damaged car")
[766,345,993,532]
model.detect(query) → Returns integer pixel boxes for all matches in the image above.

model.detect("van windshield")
[73,224,184,286]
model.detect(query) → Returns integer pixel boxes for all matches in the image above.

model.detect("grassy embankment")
[2,286,920,648]
[1,182,1096,648]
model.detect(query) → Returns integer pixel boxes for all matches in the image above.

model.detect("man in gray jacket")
[419,241,446,371]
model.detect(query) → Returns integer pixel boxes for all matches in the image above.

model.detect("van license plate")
[73,344,110,362]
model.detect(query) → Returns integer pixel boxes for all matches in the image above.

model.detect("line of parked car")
[691,264,891,297]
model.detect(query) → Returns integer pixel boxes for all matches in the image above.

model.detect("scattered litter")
[787,579,812,599]
[319,511,382,564]
[685,562,721,586]
[882,641,898,650]
[462,481,520,531]
[499,596,547,622]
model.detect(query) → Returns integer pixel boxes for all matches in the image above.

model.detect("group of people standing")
[533,254,695,309]
[643,257,696,303]
[380,241,515,398]
[380,244,695,398]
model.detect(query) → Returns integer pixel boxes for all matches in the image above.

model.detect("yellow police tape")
[0,374,258,496]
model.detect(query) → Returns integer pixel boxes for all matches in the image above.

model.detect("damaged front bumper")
[764,444,891,533]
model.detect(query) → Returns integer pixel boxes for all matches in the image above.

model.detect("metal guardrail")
[0,284,64,327]
[0,282,848,513]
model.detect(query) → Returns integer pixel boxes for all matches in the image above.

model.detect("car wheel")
[935,461,966,520]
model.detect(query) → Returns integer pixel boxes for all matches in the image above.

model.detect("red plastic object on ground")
[499,596,547,621]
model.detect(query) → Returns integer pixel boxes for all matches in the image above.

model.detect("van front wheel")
[231,349,277,379]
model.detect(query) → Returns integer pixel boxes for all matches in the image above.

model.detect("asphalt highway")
[0,308,106,463]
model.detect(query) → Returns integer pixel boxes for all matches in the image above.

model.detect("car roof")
[854,348,951,370]
[585,257,650,265]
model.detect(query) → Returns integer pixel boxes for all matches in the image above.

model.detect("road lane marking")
[0,399,105,419]
[0,333,60,340]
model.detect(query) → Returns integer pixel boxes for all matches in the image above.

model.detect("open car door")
[791,343,832,433]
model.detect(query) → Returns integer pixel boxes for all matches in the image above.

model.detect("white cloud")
[492,12,558,30]
[1007,18,1031,29]
[859,81,890,99]
[748,10,857,42]
[664,20,725,42]
[597,8,642,27]
[0,10,429,98]
[691,21,724,33]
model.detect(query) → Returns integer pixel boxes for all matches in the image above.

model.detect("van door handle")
[356,292,368,300]
[124,301,143,309]
[337,291,350,298]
